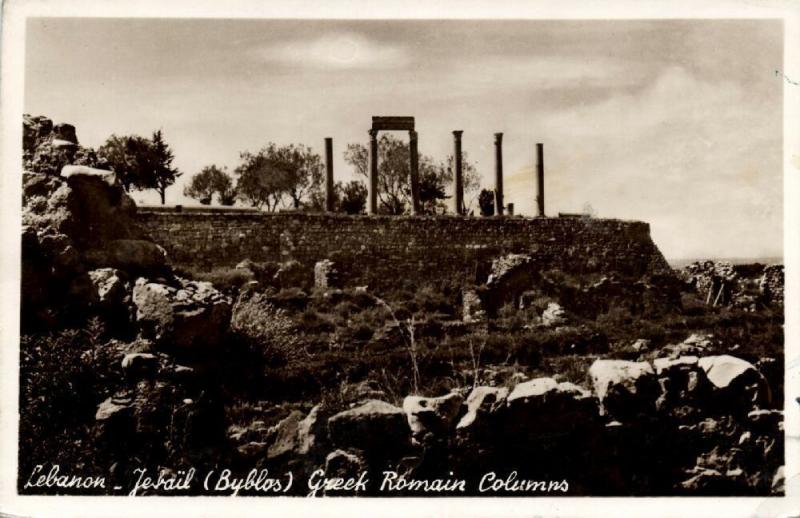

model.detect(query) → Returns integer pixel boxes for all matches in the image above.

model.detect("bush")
[230,291,304,364]
[177,266,254,293]
[19,321,117,492]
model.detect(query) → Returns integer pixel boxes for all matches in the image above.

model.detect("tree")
[234,143,324,211]
[150,130,181,205]
[478,188,495,216]
[184,165,234,205]
[339,180,367,214]
[417,164,448,214]
[437,152,481,212]
[235,150,291,211]
[97,134,156,192]
[276,144,324,209]
[345,135,411,215]
[344,135,481,215]
[97,130,181,204]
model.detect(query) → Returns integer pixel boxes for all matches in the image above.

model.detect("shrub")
[177,266,254,293]
[230,291,304,364]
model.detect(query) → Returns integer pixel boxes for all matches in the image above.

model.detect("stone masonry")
[137,209,672,290]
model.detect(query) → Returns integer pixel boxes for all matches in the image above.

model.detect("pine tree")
[150,129,181,204]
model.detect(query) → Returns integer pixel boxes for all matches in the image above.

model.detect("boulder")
[747,409,782,434]
[327,400,409,451]
[23,114,53,152]
[505,378,596,436]
[664,333,716,358]
[84,239,168,273]
[631,338,651,353]
[267,410,306,460]
[132,277,232,351]
[462,288,486,323]
[52,139,79,149]
[121,352,159,379]
[456,386,509,432]
[53,122,78,144]
[95,396,132,421]
[314,259,340,290]
[323,450,367,495]
[541,302,567,327]
[482,253,538,316]
[268,405,325,460]
[697,355,770,408]
[402,391,464,436]
[653,355,711,409]
[88,268,128,306]
[588,359,658,419]
[61,165,116,186]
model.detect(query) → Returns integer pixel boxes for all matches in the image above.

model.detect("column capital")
[368,128,379,139]
[452,130,463,138]
[494,132,503,143]
[409,130,418,141]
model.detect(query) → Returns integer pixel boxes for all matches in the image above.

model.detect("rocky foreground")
[19,116,784,496]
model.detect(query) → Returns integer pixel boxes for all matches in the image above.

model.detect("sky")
[24,18,783,260]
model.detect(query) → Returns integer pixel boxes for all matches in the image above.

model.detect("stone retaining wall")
[136,208,672,287]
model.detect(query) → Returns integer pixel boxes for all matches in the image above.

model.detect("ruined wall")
[136,208,672,287]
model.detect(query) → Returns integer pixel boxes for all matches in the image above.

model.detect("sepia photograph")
[1,1,798,516]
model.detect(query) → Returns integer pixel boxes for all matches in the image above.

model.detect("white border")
[1,1,798,517]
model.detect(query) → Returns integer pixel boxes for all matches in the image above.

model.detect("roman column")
[453,130,464,215]
[325,137,335,212]
[536,142,545,217]
[368,129,379,214]
[409,130,421,215]
[494,132,504,216]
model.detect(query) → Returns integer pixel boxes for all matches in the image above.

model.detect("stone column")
[325,137,335,212]
[536,142,545,217]
[453,130,464,215]
[494,132,504,216]
[409,130,421,215]
[368,129,379,214]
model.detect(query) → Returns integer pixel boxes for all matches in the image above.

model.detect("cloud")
[257,32,410,70]
[502,65,782,259]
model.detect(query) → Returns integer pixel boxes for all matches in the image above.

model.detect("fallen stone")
[505,378,596,436]
[698,355,770,408]
[541,302,567,327]
[327,399,409,451]
[61,165,116,186]
[267,410,306,460]
[403,391,464,436]
[462,288,486,323]
[95,397,132,421]
[747,409,782,434]
[314,259,340,290]
[132,277,232,351]
[456,386,509,432]
[52,138,78,149]
[53,122,78,144]
[88,267,128,306]
[121,352,158,378]
[323,449,367,495]
[588,359,658,419]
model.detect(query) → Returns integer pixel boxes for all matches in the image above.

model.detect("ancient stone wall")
[136,208,672,287]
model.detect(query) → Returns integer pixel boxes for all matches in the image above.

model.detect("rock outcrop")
[132,277,232,352]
